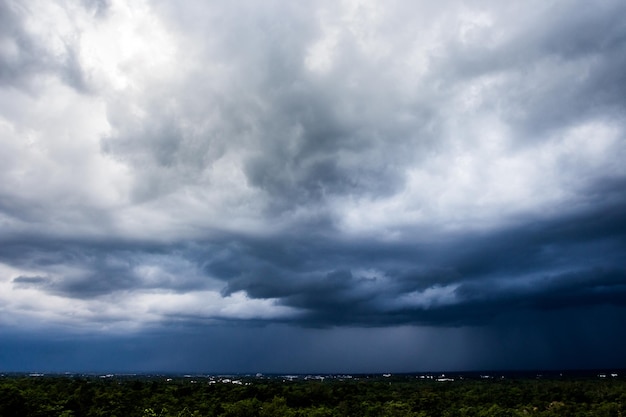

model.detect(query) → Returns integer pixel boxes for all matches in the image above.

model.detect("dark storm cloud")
[199,186,626,327]
[2,310,625,373]
[240,81,423,208]
[12,275,50,287]
[3,175,623,326]
[0,239,213,299]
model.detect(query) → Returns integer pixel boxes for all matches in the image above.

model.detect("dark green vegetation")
[0,374,625,416]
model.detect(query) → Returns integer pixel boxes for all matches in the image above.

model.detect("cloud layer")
[1,0,625,371]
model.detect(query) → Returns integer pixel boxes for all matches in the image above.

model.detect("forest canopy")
[0,373,624,416]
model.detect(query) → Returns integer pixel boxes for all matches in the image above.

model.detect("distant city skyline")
[1,0,625,373]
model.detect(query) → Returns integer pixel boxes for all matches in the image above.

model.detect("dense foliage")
[0,374,624,416]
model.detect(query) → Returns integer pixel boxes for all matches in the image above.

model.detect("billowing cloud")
[1,0,625,371]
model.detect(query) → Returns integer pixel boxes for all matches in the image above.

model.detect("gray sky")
[1,0,625,373]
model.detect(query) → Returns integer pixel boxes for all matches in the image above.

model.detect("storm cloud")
[1,0,625,372]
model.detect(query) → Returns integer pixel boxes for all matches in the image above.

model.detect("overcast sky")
[1,0,625,374]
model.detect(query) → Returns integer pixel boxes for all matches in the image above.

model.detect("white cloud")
[0,259,298,332]
[394,284,460,310]
[1,0,625,333]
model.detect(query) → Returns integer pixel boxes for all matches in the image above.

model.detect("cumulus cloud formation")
[1,0,625,371]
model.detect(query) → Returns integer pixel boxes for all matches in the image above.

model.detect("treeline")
[1,375,625,416]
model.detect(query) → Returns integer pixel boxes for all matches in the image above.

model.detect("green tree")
[220,398,262,417]
[0,385,28,417]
